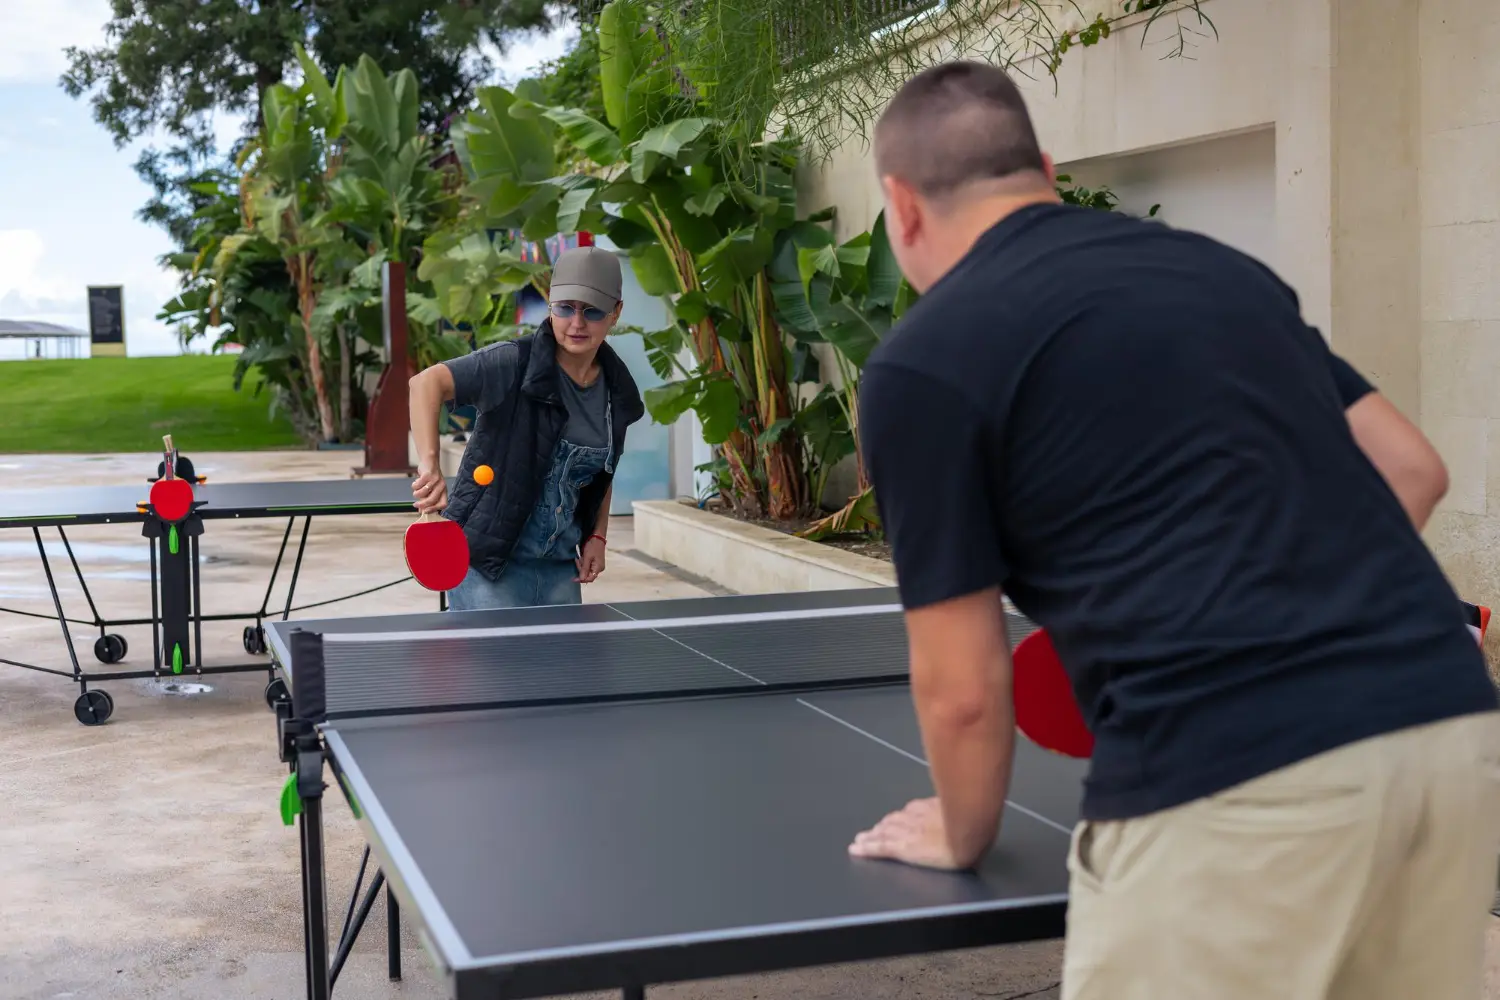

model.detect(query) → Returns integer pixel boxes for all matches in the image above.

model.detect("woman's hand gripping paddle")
[1012,629,1094,759]
[404,463,490,592]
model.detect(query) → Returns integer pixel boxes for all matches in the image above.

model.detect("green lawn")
[0,354,303,453]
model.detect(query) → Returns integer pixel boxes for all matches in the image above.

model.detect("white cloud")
[0,230,72,304]
[0,228,181,356]
[0,0,110,83]
[482,18,579,87]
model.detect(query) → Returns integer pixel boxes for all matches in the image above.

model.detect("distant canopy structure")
[0,320,90,360]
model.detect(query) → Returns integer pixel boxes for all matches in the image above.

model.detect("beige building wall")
[1419,0,1500,612]
[797,0,1500,654]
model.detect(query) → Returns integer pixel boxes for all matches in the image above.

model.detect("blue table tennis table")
[267,587,1084,999]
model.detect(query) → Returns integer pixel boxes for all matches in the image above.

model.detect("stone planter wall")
[631,499,895,595]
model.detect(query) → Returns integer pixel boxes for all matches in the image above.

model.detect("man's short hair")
[874,61,1047,198]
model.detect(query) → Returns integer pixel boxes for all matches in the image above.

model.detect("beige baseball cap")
[549,246,622,312]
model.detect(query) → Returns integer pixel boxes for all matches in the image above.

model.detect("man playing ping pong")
[847,61,1500,1000]
[408,245,645,609]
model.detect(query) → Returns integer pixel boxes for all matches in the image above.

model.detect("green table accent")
[280,773,302,826]
[341,774,363,820]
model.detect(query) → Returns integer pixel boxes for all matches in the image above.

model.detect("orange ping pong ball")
[474,465,494,486]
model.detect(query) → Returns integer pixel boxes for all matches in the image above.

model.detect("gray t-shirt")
[559,370,609,449]
[445,341,608,448]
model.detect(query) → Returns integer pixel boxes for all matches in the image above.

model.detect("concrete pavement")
[0,451,1065,1000]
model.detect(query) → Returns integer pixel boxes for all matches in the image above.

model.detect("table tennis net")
[305,604,1041,719]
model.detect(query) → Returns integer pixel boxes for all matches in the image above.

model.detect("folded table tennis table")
[0,474,439,725]
[268,587,1084,1000]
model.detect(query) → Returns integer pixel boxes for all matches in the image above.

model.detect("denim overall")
[448,389,615,610]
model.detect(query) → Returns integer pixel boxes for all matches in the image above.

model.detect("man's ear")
[1041,152,1057,187]
[880,174,923,247]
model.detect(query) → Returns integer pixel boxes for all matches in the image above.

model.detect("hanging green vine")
[570,0,1218,166]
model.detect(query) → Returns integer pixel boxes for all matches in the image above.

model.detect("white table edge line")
[319,603,907,643]
[324,730,476,964]
[450,893,1071,970]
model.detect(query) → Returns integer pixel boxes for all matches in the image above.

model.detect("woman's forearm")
[592,484,613,536]
[408,365,454,466]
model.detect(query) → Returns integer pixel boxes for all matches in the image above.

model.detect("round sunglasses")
[549,301,612,323]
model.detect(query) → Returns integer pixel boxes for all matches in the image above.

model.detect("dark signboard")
[87,285,125,354]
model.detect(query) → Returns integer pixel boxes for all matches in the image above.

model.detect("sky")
[0,0,574,360]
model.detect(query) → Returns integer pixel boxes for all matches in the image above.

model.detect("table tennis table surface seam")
[607,604,1075,839]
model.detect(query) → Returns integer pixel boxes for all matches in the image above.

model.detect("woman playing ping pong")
[407,245,645,610]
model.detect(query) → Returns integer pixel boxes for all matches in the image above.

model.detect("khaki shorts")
[1062,710,1500,1000]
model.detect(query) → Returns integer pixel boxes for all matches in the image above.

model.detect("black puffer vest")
[444,322,645,580]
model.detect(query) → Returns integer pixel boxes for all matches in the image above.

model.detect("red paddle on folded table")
[404,465,486,591]
[1012,628,1094,759]
[149,435,194,523]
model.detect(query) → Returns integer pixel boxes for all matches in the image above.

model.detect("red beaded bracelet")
[588,533,607,546]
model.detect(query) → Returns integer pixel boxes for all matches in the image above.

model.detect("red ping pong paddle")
[149,435,194,523]
[404,510,469,591]
[1012,628,1094,759]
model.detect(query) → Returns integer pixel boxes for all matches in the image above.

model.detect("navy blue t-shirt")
[859,202,1496,821]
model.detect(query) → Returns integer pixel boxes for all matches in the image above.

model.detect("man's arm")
[848,362,1014,868]
[906,587,1015,866]
[1325,350,1449,531]
[1345,393,1449,531]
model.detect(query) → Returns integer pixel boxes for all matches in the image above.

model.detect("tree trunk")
[253,63,283,131]
[721,429,763,518]
[754,275,807,519]
[691,313,764,515]
[847,382,869,492]
[337,323,352,442]
[297,267,336,442]
[280,366,320,447]
[763,437,805,520]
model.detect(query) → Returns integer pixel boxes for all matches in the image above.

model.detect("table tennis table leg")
[56,527,107,638]
[387,884,401,980]
[280,517,314,621]
[190,531,204,672]
[329,859,389,988]
[296,746,332,1000]
[149,535,162,673]
[32,528,84,687]
[255,518,297,619]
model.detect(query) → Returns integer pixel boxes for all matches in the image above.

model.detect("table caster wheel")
[244,625,267,655]
[74,690,113,726]
[264,677,290,710]
[93,633,127,664]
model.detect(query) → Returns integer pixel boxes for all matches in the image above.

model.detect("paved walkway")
[0,451,1063,999]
